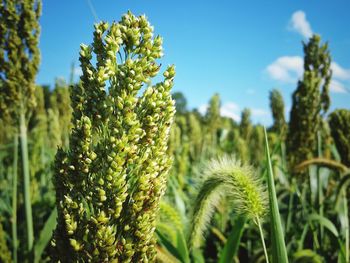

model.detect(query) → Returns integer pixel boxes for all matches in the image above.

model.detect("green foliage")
[328,109,350,166]
[287,35,332,170]
[0,220,12,263]
[0,4,348,263]
[52,12,175,262]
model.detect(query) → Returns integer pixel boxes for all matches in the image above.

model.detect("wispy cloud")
[198,104,208,115]
[266,56,349,93]
[251,108,269,117]
[330,80,348,93]
[266,56,303,83]
[198,102,270,124]
[198,102,240,121]
[74,67,83,76]
[267,10,350,95]
[288,10,313,38]
[220,102,240,121]
[331,62,350,80]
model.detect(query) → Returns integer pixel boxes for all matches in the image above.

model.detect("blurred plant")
[187,112,203,162]
[240,108,252,141]
[0,0,42,256]
[269,89,286,136]
[51,11,175,262]
[250,125,265,166]
[50,80,72,148]
[287,35,332,170]
[0,220,12,263]
[328,109,350,166]
[205,93,221,150]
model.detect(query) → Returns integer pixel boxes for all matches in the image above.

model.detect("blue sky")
[37,0,350,125]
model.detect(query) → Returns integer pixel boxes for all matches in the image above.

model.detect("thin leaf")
[335,174,350,208]
[156,229,186,263]
[176,229,190,263]
[218,216,246,263]
[34,208,57,263]
[264,127,289,263]
[308,213,339,238]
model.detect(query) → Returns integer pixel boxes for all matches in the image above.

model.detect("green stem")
[286,188,294,233]
[20,110,34,252]
[257,217,269,263]
[342,189,349,263]
[12,134,18,263]
[317,132,324,241]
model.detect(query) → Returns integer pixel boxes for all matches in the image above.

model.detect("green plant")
[329,109,350,166]
[52,11,175,262]
[240,108,252,141]
[287,35,332,170]
[0,0,42,256]
[204,93,221,150]
[0,220,12,263]
[269,89,286,135]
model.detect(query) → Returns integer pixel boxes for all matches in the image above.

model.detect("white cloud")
[220,102,240,121]
[330,80,348,93]
[74,67,83,76]
[265,10,349,95]
[289,11,313,38]
[266,56,350,94]
[198,104,208,115]
[251,108,269,117]
[331,62,350,80]
[266,56,303,82]
[198,102,241,121]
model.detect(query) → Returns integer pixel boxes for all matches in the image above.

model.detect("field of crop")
[0,1,350,263]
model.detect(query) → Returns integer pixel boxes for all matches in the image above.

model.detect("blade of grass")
[156,229,189,263]
[218,216,246,263]
[317,131,324,240]
[34,208,57,263]
[264,127,289,263]
[175,229,190,263]
[308,213,339,237]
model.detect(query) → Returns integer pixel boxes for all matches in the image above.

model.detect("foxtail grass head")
[189,155,267,249]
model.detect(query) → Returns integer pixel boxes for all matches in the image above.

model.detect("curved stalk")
[257,216,269,263]
[12,134,18,263]
[20,110,34,252]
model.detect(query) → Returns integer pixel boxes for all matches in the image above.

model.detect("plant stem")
[12,134,18,263]
[286,187,294,233]
[20,109,34,252]
[317,132,324,241]
[257,216,269,263]
[342,189,349,263]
